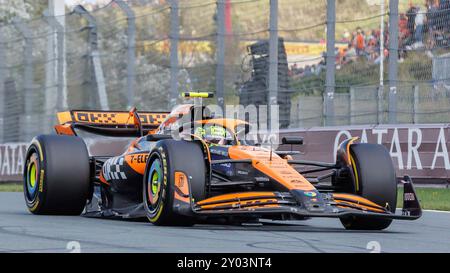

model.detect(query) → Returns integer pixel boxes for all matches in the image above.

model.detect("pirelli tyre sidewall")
[143,139,206,226]
[24,141,44,212]
[340,143,397,230]
[23,135,90,215]
[145,151,166,219]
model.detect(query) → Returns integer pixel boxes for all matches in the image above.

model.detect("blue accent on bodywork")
[209,146,234,176]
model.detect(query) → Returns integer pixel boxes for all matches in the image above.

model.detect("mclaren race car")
[23,93,422,230]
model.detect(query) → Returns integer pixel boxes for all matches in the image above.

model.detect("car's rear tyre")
[340,143,397,230]
[143,139,206,226]
[23,135,90,215]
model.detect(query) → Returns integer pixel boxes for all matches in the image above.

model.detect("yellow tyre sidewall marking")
[28,139,45,212]
[149,147,168,223]
[350,155,360,192]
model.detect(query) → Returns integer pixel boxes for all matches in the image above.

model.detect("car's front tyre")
[339,143,397,230]
[143,139,206,226]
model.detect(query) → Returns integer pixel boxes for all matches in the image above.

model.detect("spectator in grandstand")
[344,42,357,64]
[289,63,300,78]
[406,4,417,36]
[304,65,313,77]
[355,28,366,56]
[366,30,379,62]
[399,13,410,61]
[317,52,326,73]
[374,48,389,65]
[439,0,450,33]
[335,47,345,67]
[427,0,440,48]
[341,29,351,43]
[399,13,411,47]
[296,67,304,78]
[414,5,426,47]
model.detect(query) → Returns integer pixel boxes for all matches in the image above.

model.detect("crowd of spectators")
[401,0,450,50]
[289,0,450,79]
[337,27,389,66]
[288,62,324,79]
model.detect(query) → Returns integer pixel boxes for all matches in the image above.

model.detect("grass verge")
[397,187,450,212]
[0,183,22,192]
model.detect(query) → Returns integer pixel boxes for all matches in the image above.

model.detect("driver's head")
[195,125,226,145]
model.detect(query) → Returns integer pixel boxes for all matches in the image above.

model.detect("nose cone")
[290,190,327,212]
[228,146,316,191]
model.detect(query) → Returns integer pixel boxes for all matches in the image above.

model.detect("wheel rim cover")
[26,153,39,200]
[148,159,162,207]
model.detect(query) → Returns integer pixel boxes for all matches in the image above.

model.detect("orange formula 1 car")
[23,93,421,230]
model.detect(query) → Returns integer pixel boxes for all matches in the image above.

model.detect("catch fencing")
[1,0,450,143]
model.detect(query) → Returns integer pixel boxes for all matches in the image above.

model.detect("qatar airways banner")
[1,124,449,184]
[280,124,450,183]
[0,143,27,182]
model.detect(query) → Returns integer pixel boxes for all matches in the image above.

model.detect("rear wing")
[55,110,169,137]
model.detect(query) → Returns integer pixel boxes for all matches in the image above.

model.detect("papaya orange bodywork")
[228,146,315,191]
[56,111,72,125]
[332,193,385,209]
[174,172,190,203]
[124,153,148,175]
[54,124,76,136]
[196,192,276,206]
[56,110,168,127]
[98,172,109,185]
[199,198,279,210]
[335,201,386,213]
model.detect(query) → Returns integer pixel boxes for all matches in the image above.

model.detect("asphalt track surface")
[0,192,449,253]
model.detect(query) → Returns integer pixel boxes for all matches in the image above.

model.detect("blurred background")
[0,0,449,142]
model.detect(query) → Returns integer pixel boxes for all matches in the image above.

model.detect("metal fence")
[1,0,450,143]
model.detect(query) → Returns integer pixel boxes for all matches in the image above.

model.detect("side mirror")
[244,124,251,135]
[281,136,303,145]
[236,124,251,135]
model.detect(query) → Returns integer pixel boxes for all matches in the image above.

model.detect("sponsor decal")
[237,169,249,175]
[290,179,303,183]
[145,39,346,58]
[220,163,232,168]
[38,170,44,192]
[129,154,149,164]
[304,191,317,197]
[75,112,117,124]
[404,192,415,201]
[209,146,229,157]
[74,111,167,125]
[102,157,127,181]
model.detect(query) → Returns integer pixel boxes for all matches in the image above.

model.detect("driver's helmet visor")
[195,125,227,144]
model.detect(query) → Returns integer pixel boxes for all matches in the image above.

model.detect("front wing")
[177,176,422,221]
